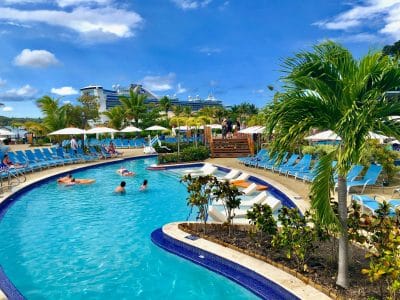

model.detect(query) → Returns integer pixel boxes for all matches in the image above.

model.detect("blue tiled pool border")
[151,227,299,300]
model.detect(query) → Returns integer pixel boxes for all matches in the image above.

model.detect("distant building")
[80,84,223,121]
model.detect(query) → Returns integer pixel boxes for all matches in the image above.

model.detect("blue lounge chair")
[24,149,53,168]
[14,151,43,171]
[283,154,313,177]
[77,148,98,161]
[34,148,64,166]
[54,148,78,164]
[272,153,299,173]
[261,152,288,170]
[335,164,364,183]
[238,149,268,165]
[352,194,395,216]
[347,164,383,193]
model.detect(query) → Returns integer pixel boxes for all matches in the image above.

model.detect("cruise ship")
[80,84,223,116]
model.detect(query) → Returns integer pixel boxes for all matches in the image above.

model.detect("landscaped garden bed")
[179,222,383,300]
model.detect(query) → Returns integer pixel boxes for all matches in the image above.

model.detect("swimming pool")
[0,157,261,299]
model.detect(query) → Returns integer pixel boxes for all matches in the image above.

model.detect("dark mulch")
[180,223,387,300]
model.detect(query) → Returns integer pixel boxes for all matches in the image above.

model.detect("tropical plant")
[159,96,172,120]
[77,93,100,121]
[102,106,125,130]
[247,203,277,237]
[266,41,400,288]
[180,174,215,233]
[211,178,242,236]
[271,208,317,272]
[119,90,147,126]
[36,96,68,132]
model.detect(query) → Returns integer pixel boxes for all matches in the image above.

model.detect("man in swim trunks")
[57,174,73,183]
[115,181,126,193]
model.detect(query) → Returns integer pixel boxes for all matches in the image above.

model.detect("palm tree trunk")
[336,175,349,289]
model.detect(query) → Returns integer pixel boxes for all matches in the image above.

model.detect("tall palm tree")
[36,95,67,132]
[102,106,125,130]
[159,96,172,120]
[267,41,400,288]
[119,90,147,127]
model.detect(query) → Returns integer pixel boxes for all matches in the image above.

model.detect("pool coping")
[156,222,332,300]
[0,159,314,300]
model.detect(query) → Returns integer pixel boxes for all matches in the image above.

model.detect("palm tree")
[36,95,67,132]
[103,106,125,130]
[159,96,172,120]
[119,90,147,127]
[267,41,400,288]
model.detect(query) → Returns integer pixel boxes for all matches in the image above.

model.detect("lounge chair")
[34,149,64,166]
[190,166,218,177]
[218,169,241,181]
[242,182,258,196]
[230,172,250,183]
[351,194,395,216]
[347,164,383,193]
[334,164,364,183]
[238,149,268,165]
[279,154,312,176]
[207,206,251,225]
[235,196,282,217]
[272,153,299,173]
[259,152,288,170]
[183,163,213,174]
[239,191,268,207]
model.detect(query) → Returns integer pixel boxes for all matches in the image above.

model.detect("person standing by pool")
[70,136,78,154]
[115,181,126,194]
[140,179,148,191]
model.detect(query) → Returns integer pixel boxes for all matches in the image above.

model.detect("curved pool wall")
[0,159,298,299]
[151,228,299,300]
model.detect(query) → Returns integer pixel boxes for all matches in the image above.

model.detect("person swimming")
[57,174,73,183]
[139,179,148,191]
[57,174,95,184]
[116,166,135,177]
[115,181,126,194]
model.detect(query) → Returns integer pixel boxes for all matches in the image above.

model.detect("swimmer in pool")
[116,166,135,177]
[115,181,126,194]
[139,179,148,191]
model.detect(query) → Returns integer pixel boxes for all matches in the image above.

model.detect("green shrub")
[302,144,337,157]
[181,146,209,161]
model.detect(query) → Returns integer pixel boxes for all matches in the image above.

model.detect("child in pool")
[139,179,148,191]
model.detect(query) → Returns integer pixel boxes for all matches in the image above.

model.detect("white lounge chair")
[234,196,282,217]
[189,166,218,177]
[208,206,251,225]
[182,163,212,174]
[242,182,258,196]
[230,172,250,183]
[219,169,241,181]
[239,191,268,207]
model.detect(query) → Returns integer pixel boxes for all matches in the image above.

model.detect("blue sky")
[0,0,399,118]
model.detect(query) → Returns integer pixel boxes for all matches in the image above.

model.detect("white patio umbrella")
[0,128,13,135]
[145,125,169,131]
[206,124,222,130]
[304,130,342,142]
[239,126,265,134]
[86,127,118,140]
[367,131,389,143]
[48,127,85,135]
[120,126,142,133]
[85,127,118,134]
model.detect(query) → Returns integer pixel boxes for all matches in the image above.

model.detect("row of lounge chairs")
[0,147,113,181]
[238,149,383,193]
[352,194,400,216]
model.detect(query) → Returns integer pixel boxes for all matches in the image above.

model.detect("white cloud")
[140,73,175,92]
[0,6,142,40]
[2,106,13,112]
[14,49,59,68]
[0,78,6,87]
[0,84,38,101]
[253,89,264,94]
[171,0,212,10]
[51,86,78,96]
[198,46,221,55]
[315,0,400,41]
[55,0,111,7]
[176,83,187,94]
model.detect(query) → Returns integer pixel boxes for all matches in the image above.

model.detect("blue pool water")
[0,158,258,299]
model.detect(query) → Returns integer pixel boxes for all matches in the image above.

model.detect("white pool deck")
[0,150,326,299]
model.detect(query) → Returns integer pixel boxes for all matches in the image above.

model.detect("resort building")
[80,84,223,120]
